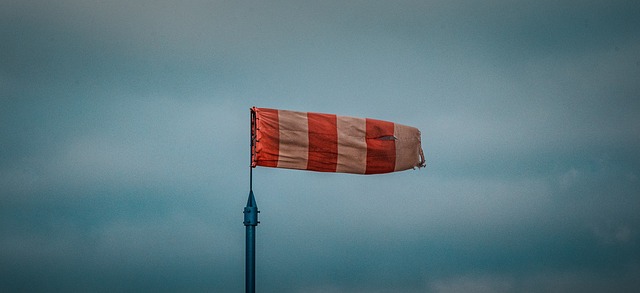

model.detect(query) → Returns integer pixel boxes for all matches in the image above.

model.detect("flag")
[251,107,425,175]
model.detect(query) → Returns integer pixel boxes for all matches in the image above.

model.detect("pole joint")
[243,191,259,226]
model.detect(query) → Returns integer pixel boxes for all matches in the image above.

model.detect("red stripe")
[251,108,257,167]
[255,108,279,167]
[365,118,396,174]
[306,112,338,172]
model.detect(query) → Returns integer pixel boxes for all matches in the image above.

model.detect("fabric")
[251,107,425,174]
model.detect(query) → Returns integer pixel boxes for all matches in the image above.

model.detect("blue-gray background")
[2,1,639,292]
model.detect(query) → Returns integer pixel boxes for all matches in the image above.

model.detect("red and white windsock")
[251,107,425,175]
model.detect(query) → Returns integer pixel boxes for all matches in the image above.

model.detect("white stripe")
[394,123,421,171]
[277,110,309,170]
[336,116,367,174]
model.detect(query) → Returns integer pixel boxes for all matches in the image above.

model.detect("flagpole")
[244,108,259,293]
[244,189,258,293]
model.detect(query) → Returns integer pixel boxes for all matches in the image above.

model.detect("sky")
[1,0,639,292]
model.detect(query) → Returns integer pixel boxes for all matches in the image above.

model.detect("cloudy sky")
[2,0,639,292]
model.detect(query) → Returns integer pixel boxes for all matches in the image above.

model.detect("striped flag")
[251,107,425,175]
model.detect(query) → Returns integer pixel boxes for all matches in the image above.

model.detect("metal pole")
[245,108,259,293]
[244,190,259,293]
